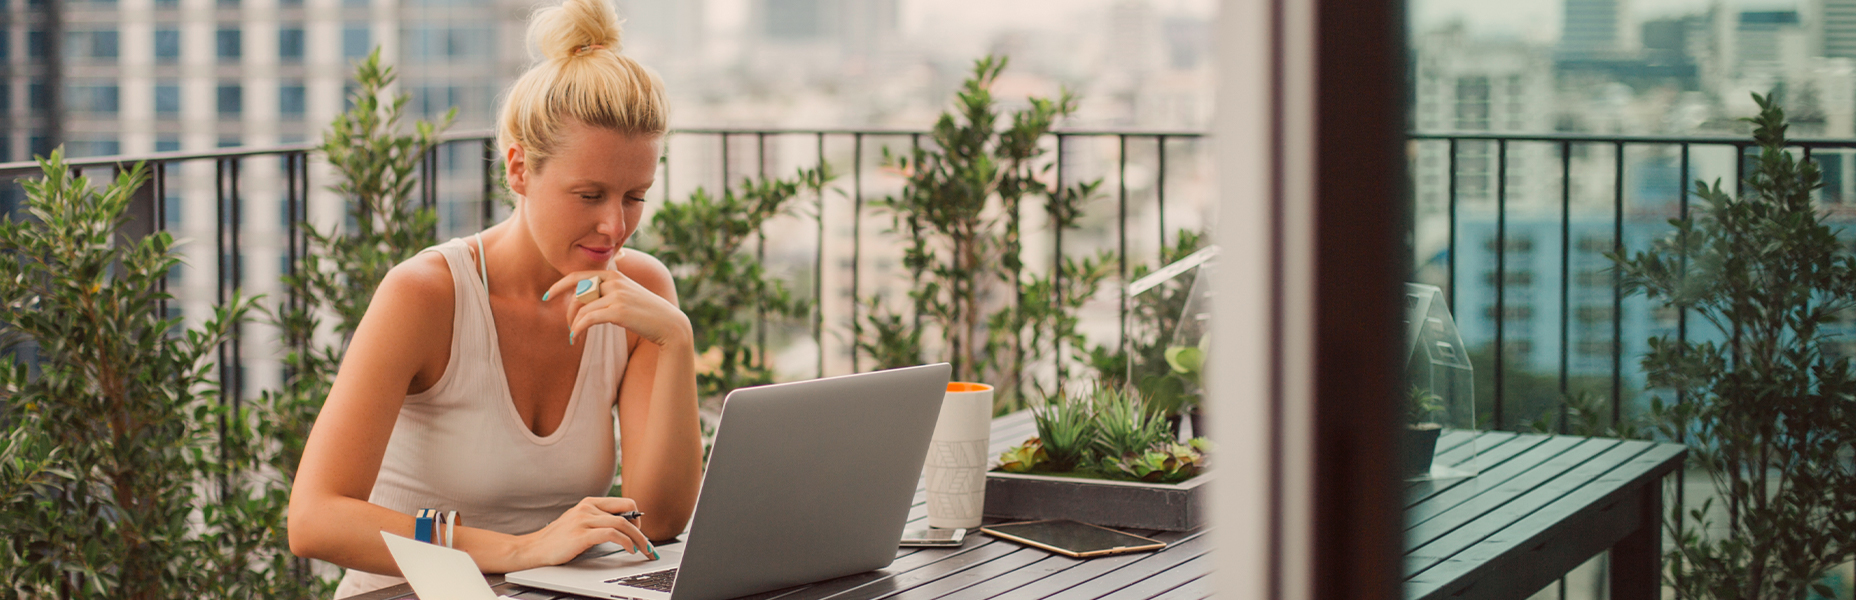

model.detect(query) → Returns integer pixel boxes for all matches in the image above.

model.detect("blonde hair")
[497,0,668,170]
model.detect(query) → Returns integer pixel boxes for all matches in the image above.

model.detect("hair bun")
[530,0,623,61]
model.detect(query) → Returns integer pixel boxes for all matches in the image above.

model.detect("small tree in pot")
[1614,93,1856,600]
[869,55,1103,410]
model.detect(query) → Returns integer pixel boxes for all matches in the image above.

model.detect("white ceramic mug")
[925,382,993,529]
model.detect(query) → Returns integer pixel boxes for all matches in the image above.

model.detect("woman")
[286,0,701,595]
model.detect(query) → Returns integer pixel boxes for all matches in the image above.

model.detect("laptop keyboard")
[606,568,678,592]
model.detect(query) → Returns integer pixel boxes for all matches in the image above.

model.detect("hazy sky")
[704,0,1217,40]
[1410,0,1797,42]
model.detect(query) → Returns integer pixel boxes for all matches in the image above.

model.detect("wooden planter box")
[983,471,1211,531]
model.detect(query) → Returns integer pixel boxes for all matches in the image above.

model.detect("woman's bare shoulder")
[377,251,457,311]
[353,251,456,350]
[347,250,457,390]
[617,249,677,303]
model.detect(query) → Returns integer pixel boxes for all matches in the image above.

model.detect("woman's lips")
[579,245,614,260]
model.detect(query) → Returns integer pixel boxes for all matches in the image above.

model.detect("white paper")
[380,530,522,600]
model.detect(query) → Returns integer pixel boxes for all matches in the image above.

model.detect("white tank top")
[334,237,628,597]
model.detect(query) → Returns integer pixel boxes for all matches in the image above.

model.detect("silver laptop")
[506,363,953,600]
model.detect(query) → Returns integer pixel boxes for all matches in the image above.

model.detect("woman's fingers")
[579,515,648,553]
[551,271,634,345]
[575,497,648,553]
[569,302,623,341]
[543,271,593,302]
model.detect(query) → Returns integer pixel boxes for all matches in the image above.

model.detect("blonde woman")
[286,0,701,595]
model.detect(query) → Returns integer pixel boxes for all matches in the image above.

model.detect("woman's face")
[508,122,659,274]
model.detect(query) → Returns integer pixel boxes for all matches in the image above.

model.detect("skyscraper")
[1734,11,1808,77]
[0,0,62,164]
[1560,0,1630,58]
[1820,0,1856,59]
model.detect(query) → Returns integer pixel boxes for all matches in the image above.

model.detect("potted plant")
[864,54,1103,412]
[1614,93,1856,600]
[986,387,1213,531]
[1402,386,1445,479]
[1402,283,1477,480]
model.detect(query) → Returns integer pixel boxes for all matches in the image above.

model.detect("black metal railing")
[0,127,1208,413]
[1410,131,1856,437]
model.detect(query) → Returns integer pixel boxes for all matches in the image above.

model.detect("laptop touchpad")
[558,547,683,571]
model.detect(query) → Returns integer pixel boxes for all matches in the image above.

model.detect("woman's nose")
[595,208,628,238]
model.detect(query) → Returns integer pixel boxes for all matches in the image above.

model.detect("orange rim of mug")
[946,382,993,393]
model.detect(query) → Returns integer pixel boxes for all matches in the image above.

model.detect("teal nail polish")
[542,291,552,301]
[646,540,659,560]
[569,331,576,345]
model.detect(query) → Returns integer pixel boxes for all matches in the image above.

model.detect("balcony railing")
[1409,131,1856,435]
[13,128,1848,440]
[0,127,1210,412]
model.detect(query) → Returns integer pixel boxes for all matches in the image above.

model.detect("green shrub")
[867,55,1104,411]
[251,48,451,597]
[0,151,255,598]
[633,167,827,402]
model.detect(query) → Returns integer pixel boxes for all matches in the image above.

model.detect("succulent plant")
[1407,385,1445,424]
[1033,393,1097,471]
[1093,387,1174,461]
[1110,438,1213,483]
[997,437,1049,473]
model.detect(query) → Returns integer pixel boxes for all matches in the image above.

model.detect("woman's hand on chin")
[546,269,692,348]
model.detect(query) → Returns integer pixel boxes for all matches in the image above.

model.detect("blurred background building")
[0,0,1219,396]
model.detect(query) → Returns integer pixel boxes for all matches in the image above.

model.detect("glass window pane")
[156,83,181,115]
[216,28,240,61]
[28,81,49,110]
[64,83,120,115]
[217,84,242,115]
[279,27,305,61]
[155,29,181,61]
[343,25,371,59]
[279,83,306,118]
[27,30,47,58]
[94,30,118,58]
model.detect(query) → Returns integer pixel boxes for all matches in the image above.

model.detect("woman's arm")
[288,254,654,576]
[553,250,702,542]
[288,253,466,575]
[613,252,701,541]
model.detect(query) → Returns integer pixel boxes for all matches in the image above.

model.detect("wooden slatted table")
[345,417,1683,600]
[1403,430,1686,600]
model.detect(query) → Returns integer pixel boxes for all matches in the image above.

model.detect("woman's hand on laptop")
[513,496,654,568]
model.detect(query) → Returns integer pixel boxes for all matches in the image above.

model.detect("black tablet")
[980,520,1167,558]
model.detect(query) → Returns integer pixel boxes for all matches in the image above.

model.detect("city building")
[1410,25,1558,219]
[1560,0,1632,59]
[1817,0,1856,60]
